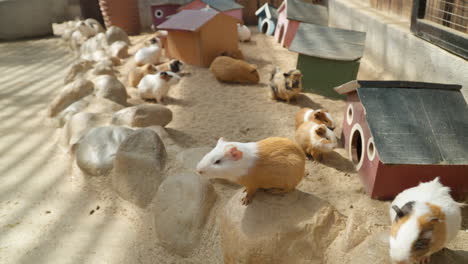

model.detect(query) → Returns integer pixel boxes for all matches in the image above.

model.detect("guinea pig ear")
[217,137,225,145]
[283,73,291,78]
[314,111,326,121]
[315,126,327,136]
[392,205,405,219]
[225,146,243,161]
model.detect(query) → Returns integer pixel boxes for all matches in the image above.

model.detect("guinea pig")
[155,59,184,73]
[209,56,259,84]
[295,108,335,130]
[138,71,181,103]
[128,64,157,87]
[389,177,462,264]
[219,49,245,60]
[270,67,303,103]
[84,18,105,35]
[237,24,251,42]
[135,43,161,66]
[295,122,337,161]
[196,137,306,205]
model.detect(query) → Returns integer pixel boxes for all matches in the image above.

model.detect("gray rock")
[64,60,94,84]
[94,75,128,105]
[60,112,110,150]
[112,128,167,208]
[109,40,129,58]
[47,79,94,117]
[176,147,212,170]
[75,126,134,176]
[111,104,172,127]
[106,26,130,46]
[154,173,216,257]
[220,190,345,264]
[92,60,118,76]
[84,96,125,115]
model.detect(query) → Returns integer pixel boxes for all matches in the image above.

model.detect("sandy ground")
[0,29,467,264]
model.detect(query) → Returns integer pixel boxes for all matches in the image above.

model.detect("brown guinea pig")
[219,49,244,60]
[128,64,157,87]
[196,137,305,205]
[295,122,337,161]
[209,56,259,84]
[270,67,302,103]
[295,108,336,130]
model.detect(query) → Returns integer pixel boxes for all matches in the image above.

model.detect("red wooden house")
[335,80,468,199]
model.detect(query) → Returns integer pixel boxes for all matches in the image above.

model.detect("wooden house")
[274,0,328,47]
[149,0,191,27]
[255,3,278,36]
[157,9,239,67]
[335,80,468,199]
[180,0,244,22]
[289,23,366,98]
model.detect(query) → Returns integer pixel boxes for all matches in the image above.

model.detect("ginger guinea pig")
[209,56,259,84]
[389,177,462,264]
[128,64,157,87]
[295,108,335,130]
[155,59,184,73]
[295,122,337,161]
[196,137,306,205]
[270,67,303,103]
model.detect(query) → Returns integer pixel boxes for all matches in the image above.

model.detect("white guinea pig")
[237,24,251,42]
[196,137,306,205]
[134,44,161,66]
[138,71,180,103]
[389,177,462,264]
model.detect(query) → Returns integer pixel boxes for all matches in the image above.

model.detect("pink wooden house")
[150,0,191,27]
[274,0,328,48]
[180,0,243,22]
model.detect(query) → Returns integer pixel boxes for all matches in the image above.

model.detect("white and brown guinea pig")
[128,64,157,87]
[196,137,306,205]
[134,40,161,66]
[295,108,335,130]
[155,59,184,73]
[389,177,462,264]
[138,71,181,103]
[295,123,337,161]
[270,67,303,103]
[209,56,259,84]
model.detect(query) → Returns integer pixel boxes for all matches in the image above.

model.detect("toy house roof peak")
[255,3,278,20]
[339,80,468,165]
[186,0,243,11]
[157,9,228,31]
[286,0,328,24]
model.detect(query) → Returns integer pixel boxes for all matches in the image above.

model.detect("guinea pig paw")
[419,256,431,264]
[241,196,251,206]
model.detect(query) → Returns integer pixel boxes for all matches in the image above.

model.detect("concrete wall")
[328,0,468,100]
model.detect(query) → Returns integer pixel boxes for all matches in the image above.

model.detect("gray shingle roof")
[286,0,328,25]
[289,23,366,61]
[342,81,468,165]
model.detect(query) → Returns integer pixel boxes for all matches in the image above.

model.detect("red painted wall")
[150,4,181,27]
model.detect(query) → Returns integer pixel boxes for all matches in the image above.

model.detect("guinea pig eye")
[214,159,221,165]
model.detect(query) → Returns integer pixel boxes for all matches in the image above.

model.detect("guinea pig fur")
[209,56,259,84]
[155,60,184,73]
[237,24,251,42]
[270,67,303,103]
[128,64,157,87]
[295,122,337,161]
[389,177,462,264]
[219,49,245,60]
[196,137,306,205]
[138,71,180,103]
[135,44,161,66]
[295,108,335,130]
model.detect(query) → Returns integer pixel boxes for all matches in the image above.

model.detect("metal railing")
[411,0,468,59]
